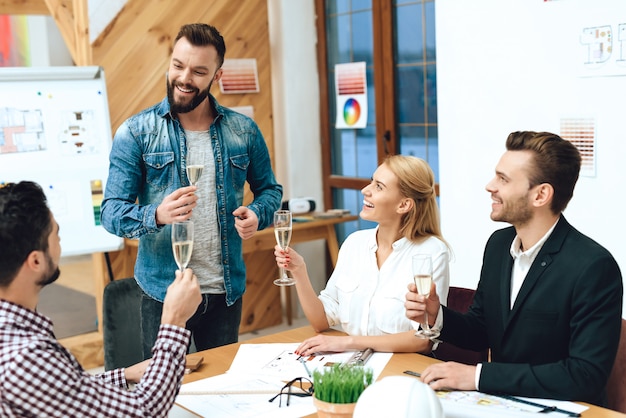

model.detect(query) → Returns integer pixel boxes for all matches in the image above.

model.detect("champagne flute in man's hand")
[186,147,205,187]
[273,210,295,286]
[412,254,440,339]
[172,221,194,271]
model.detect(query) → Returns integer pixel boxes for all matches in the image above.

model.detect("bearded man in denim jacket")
[101,23,283,358]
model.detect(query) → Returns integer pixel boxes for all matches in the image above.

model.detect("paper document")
[178,373,284,395]
[176,373,315,417]
[228,343,392,380]
[175,343,392,418]
[438,390,588,418]
[176,391,314,418]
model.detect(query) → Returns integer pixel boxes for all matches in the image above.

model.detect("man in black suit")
[406,131,623,406]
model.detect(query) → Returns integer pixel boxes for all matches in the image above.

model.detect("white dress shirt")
[319,227,450,336]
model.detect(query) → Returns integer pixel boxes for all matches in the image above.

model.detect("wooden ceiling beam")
[40,0,91,65]
[72,0,91,65]
[0,0,51,15]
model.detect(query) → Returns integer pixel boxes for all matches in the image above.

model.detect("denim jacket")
[101,95,282,304]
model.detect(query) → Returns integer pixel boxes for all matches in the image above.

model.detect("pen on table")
[494,394,581,417]
[299,357,312,377]
[538,405,580,417]
[403,370,421,378]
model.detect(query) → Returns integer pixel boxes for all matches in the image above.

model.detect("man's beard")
[167,76,212,114]
[491,192,533,227]
[37,253,61,287]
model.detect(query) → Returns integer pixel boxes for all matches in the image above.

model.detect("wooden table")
[93,215,358,334]
[176,326,626,418]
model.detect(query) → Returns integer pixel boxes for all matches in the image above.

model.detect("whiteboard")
[0,66,123,256]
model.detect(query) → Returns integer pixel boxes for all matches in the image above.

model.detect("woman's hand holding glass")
[273,210,294,286]
[274,244,306,281]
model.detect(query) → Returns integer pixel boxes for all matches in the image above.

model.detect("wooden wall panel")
[93,0,279,332]
[0,0,55,15]
[1,0,280,336]
[92,0,275,170]
[240,250,282,334]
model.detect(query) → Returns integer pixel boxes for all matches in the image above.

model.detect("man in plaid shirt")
[0,181,201,417]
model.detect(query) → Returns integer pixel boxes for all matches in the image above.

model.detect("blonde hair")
[384,155,445,244]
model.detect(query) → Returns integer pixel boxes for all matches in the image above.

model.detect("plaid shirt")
[0,299,190,417]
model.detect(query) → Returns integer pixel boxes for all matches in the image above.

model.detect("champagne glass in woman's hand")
[273,210,295,286]
[172,221,194,271]
[412,254,440,339]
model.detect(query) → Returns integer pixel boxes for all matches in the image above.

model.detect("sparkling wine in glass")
[172,221,194,271]
[186,147,205,186]
[412,254,440,339]
[273,210,295,286]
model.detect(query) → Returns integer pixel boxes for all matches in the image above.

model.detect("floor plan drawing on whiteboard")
[0,107,44,154]
[58,109,99,155]
[0,107,101,156]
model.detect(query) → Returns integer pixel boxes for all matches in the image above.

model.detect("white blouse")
[319,227,450,336]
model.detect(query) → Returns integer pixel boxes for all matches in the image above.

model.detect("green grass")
[313,364,374,404]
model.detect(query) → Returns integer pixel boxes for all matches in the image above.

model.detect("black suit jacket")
[441,216,623,405]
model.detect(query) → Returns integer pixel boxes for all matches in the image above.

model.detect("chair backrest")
[607,318,626,413]
[103,278,143,371]
[432,286,489,365]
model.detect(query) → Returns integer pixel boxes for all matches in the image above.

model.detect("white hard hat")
[354,376,443,418]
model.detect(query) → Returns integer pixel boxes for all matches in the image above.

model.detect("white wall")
[88,0,126,43]
[268,1,328,302]
[27,16,73,66]
[436,0,626,317]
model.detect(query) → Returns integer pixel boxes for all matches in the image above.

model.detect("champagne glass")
[186,146,205,187]
[172,221,194,271]
[273,210,295,286]
[412,254,440,339]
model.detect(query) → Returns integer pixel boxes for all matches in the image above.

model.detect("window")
[316,0,438,241]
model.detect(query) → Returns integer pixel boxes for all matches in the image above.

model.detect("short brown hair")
[174,23,226,68]
[505,131,581,213]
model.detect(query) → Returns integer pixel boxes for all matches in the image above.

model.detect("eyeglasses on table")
[268,377,314,407]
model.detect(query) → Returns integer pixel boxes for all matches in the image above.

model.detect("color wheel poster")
[335,62,368,129]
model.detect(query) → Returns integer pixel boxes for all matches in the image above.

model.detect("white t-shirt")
[319,227,450,336]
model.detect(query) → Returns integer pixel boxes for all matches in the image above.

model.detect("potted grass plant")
[312,364,374,418]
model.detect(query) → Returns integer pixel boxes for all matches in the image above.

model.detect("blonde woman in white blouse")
[275,155,450,356]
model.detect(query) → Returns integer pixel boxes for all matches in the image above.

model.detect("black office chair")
[102,278,143,371]
[433,286,489,365]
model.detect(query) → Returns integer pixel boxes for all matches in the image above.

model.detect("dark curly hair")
[0,181,52,287]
